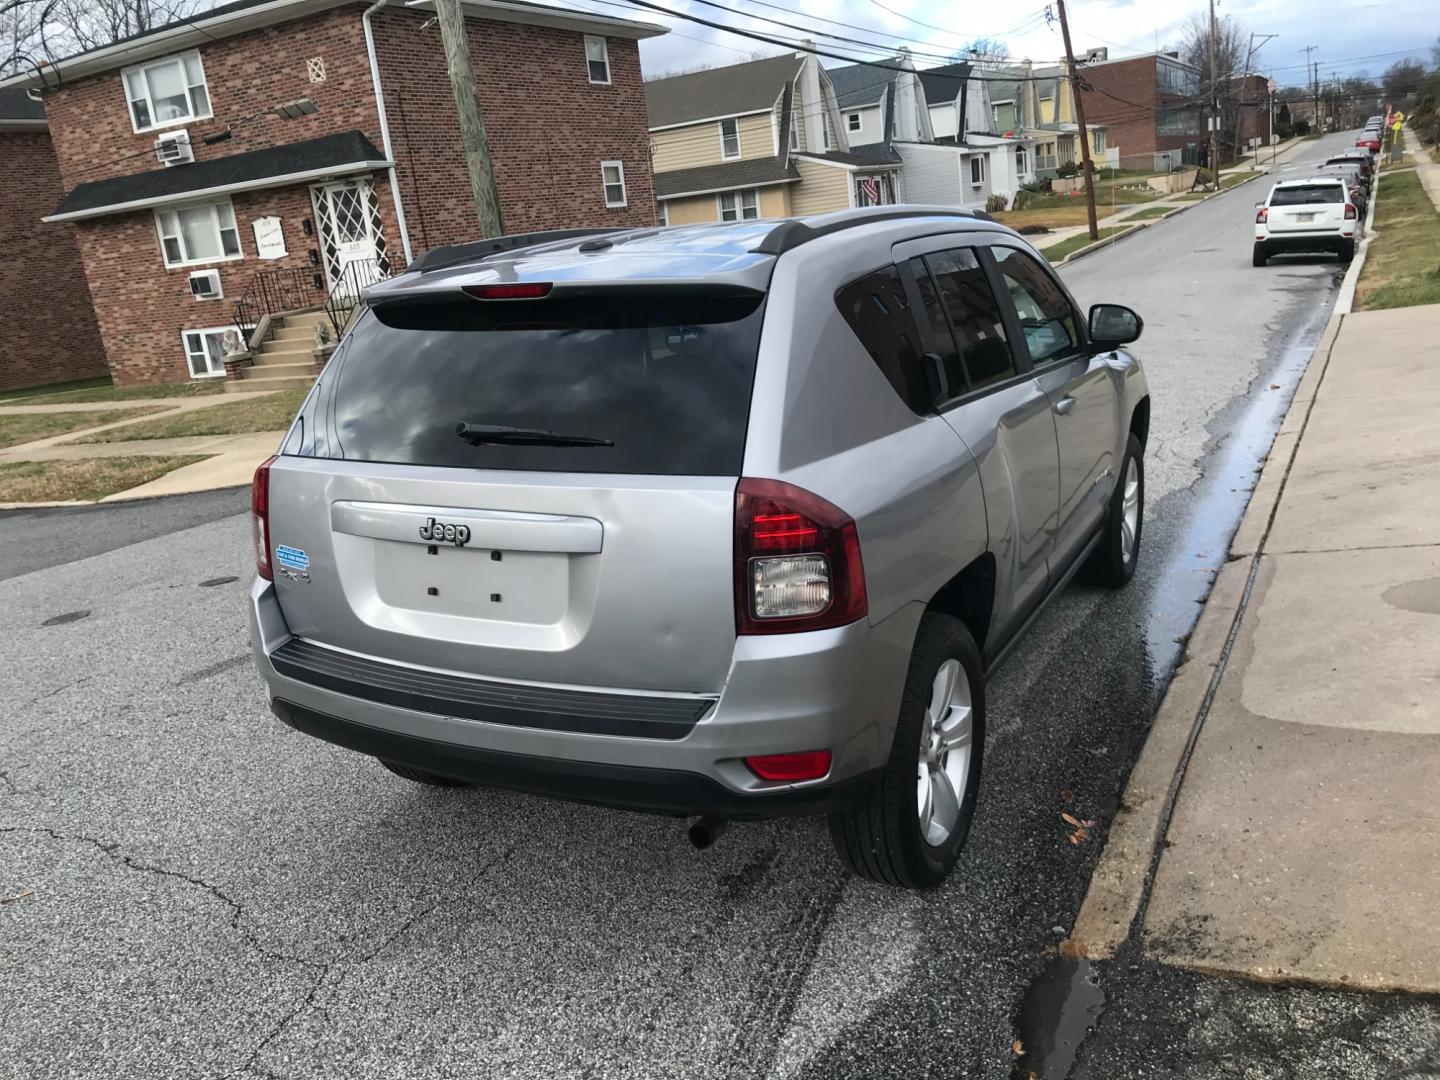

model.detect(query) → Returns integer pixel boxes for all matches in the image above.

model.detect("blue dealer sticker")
[275,545,310,573]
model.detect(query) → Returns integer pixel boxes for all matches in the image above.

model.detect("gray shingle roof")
[50,130,386,219]
[825,59,903,109]
[794,147,901,167]
[0,85,45,122]
[917,62,970,107]
[653,155,799,199]
[645,53,801,129]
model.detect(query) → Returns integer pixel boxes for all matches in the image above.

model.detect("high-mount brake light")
[462,283,553,300]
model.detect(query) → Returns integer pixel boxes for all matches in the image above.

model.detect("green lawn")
[1043,225,1138,264]
[0,379,226,406]
[0,406,172,449]
[67,389,308,442]
[1172,192,1209,202]
[0,455,206,502]
[1121,206,1173,221]
[1354,170,1440,311]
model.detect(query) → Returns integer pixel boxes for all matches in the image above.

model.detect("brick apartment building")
[0,87,106,392]
[1230,73,1275,153]
[1079,49,1204,171]
[0,0,661,385]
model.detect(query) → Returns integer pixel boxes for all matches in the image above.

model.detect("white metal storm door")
[311,179,387,296]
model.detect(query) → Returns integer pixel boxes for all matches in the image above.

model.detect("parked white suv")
[1253,177,1359,266]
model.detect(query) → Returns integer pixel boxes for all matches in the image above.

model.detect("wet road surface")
[0,132,1375,1080]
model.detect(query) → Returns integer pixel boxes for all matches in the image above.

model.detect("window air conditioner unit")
[155,130,194,166]
[189,269,222,300]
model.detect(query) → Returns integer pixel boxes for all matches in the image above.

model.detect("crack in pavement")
[15,675,94,711]
[227,842,519,1079]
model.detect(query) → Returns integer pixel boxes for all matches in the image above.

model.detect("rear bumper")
[1256,231,1354,254]
[270,698,879,817]
[249,578,918,818]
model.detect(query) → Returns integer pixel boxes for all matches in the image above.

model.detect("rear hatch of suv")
[1267,182,1347,232]
[265,284,766,694]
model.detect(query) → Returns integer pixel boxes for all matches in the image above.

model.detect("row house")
[644,50,903,226]
[0,0,662,386]
[827,56,1038,207]
[0,87,106,391]
[1078,49,1205,172]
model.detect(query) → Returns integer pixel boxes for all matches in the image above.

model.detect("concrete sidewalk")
[1076,303,1440,993]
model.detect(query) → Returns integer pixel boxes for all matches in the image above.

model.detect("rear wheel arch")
[925,552,996,656]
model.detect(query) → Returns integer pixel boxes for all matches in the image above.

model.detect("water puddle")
[1011,956,1105,1080]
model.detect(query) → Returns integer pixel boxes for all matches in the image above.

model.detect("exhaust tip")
[687,816,728,850]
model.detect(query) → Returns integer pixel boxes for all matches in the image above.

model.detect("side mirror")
[1089,303,1143,347]
[1254,201,1264,209]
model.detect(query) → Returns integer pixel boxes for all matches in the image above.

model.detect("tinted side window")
[992,246,1080,365]
[835,266,931,413]
[922,248,1015,394]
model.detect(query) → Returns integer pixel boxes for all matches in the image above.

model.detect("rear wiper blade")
[454,422,614,448]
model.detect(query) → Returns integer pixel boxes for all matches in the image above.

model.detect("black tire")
[379,759,475,787]
[1083,431,1145,587]
[1338,239,1356,262]
[828,613,985,889]
[1252,243,1268,267]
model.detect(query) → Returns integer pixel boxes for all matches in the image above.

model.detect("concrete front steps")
[226,309,336,393]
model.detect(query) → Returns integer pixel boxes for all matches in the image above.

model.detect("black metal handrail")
[323,256,403,338]
[234,267,324,345]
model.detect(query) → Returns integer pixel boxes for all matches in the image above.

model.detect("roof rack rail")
[410,227,632,274]
[750,207,993,257]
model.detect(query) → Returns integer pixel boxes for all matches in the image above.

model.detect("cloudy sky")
[569,0,1437,86]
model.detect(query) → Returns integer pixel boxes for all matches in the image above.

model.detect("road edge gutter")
[1334,170,1382,314]
[1070,311,1346,958]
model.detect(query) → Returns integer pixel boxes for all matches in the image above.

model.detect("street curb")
[1070,312,1346,959]
[0,482,249,513]
[1057,224,1143,265]
[1335,170,1382,314]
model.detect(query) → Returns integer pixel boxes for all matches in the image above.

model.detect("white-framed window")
[788,109,799,150]
[717,188,759,221]
[601,160,627,207]
[970,155,986,186]
[719,117,740,159]
[182,326,236,379]
[657,201,668,226]
[823,116,832,150]
[1016,145,1029,173]
[584,35,611,85]
[123,50,211,133]
[1093,129,1106,153]
[847,112,862,132]
[155,200,242,268]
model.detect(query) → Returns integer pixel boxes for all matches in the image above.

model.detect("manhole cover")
[199,576,240,588]
[41,610,90,627]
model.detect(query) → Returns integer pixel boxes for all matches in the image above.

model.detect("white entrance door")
[311,179,386,296]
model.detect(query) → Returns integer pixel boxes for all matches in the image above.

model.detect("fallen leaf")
[1269,383,1281,390]
[1059,937,1089,959]
[1060,787,1074,804]
[1012,1039,1025,1056]
[1,888,34,904]
[1061,812,1083,827]
[1068,832,1082,845]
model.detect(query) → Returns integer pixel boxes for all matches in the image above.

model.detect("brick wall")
[44,9,383,188]
[0,131,106,392]
[374,8,656,248]
[72,177,401,385]
[1081,57,1199,167]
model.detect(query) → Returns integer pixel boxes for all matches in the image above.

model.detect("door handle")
[1053,395,1076,415]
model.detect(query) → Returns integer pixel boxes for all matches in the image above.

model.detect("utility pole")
[1299,46,1318,134]
[1054,0,1099,240]
[433,0,504,237]
[1233,32,1276,169]
[1206,0,1219,187]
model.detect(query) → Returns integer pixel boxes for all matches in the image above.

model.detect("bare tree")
[0,0,55,76]
[1178,9,1247,85]
[1382,58,1427,104]
[1,0,202,74]
[950,37,1009,68]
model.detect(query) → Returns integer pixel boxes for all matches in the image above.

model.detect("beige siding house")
[645,52,902,225]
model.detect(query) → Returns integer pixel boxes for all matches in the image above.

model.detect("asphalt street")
[0,131,1396,1080]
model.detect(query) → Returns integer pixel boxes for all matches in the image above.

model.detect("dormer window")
[124,51,211,133]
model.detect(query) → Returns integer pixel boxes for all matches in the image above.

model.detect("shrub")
[985,193,1009,213]
[1294,118,1311,136]
[1056,161,1080,178]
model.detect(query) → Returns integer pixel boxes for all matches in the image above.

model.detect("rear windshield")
[325,291,765,474]
[1271,184,1344,205]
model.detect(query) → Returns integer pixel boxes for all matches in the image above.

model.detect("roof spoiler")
[409,228,632,274]
[750,207,993,256]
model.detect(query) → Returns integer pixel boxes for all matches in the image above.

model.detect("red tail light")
[1255,207,1268,223]
[252,455,277,580]
[734,478,866,635]
[745,750,832,782]
[1344,203,1358,220]
[462,283,552,300]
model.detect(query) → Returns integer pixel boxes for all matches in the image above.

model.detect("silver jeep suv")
[248,207,1149,889]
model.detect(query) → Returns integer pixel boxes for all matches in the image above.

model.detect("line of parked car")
[1252,123,1383,267]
